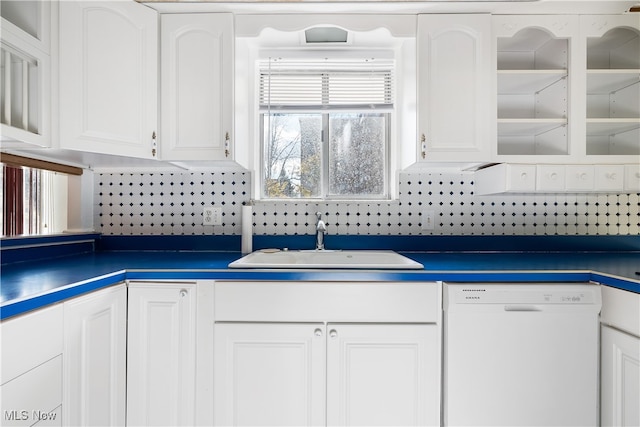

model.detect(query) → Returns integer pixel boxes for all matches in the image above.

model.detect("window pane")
[263,113,322,198]
[329,113,386,197]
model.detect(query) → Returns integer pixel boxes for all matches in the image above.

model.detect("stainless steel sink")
[228,249,424,270]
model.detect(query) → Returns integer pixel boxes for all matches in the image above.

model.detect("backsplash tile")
[95,170,639,236]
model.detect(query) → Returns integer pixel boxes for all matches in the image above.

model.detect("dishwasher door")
[443,283,601,427]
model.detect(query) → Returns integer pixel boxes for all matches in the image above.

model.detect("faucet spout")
[315,212,327,250]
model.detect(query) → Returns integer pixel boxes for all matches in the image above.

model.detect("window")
[260,57,394,199]
[1,154,76,236]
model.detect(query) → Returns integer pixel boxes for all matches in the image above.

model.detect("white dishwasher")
[443,282,601,427]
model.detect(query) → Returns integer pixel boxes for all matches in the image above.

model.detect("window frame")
[258,53,394,201]
[260,110,391,200]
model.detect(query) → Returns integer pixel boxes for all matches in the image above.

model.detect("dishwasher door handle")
[504,305,543,312]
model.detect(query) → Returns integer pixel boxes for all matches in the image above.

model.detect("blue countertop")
[2,249,639,320]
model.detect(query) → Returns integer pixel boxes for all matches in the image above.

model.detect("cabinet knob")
[550,172,558,180]
[520,173,528,180]
[606,173,617,180]
[579,173,588,180]
[179,289,188,297]
[314,328,323,337]
[329,329,338,338]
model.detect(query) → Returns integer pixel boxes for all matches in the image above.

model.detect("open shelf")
[586,27,640,156]
[587,70,640,94]
[498,70,567,94]
[498,119,567,136]
[496,27,569,156]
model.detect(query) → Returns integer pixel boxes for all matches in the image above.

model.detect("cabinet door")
[160,13,233,161]
[214,323,326,426]
[417,14,491,162]
[59,0,158,159]
[326,324,439,427]
[601,325,640,427]
[63,284,126,427]
[127,282,197,426]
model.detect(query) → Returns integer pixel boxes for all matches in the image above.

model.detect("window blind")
[259,58,394,111]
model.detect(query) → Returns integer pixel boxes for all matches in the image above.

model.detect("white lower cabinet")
[1,304,63,426]
[326,324,437,426]
[600,286,640,427]
[126,281,198,427]
[213,281,441,427]
[601,325,640,427]
[63,283,127,426]
[214,323,326,426]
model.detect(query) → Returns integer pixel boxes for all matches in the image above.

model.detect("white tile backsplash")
[95,170,640,236]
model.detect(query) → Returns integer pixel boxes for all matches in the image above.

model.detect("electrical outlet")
[203,207,222,226]
[422,210,435,230]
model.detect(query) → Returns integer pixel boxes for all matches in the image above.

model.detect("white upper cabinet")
[0,0,53,148]
[160,13,234,161]
[417,14,492,163]
[59,1,158,159]
[581,15,640,162]
[493,15,578,161]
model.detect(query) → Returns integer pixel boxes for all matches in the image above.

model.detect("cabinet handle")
[314,328,323,337]
[179,289,188,298]
[152,131,157,157]
[225,132,230,158]
[420,134,426,159]
[329,329,338,338]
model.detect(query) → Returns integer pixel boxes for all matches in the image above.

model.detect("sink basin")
[228,249,424,270]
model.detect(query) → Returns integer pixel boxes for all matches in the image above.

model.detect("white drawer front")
[601,286,640,337]
[536,165,565,192]
[625,164,640,192]
[507,164,536,192]
[214,281,440,323]
[1,356,62,426]
[1,304,63,384]
[565,165,595,191]
[594,165,625,192]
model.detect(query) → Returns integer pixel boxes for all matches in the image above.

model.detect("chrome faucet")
[315,212,327,250]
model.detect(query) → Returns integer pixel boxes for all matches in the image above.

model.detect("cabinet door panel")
[127,283,197,426]
[417,14,491,162]
[601,325,640,427]
[63,284,126,426]
[160,14,233,161]
[59,1,157,158]
[326,324,439,427]
[214,323,326,426]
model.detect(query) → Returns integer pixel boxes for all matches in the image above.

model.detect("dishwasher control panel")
[446,283,600,305]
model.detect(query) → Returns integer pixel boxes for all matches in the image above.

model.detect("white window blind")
[259,58,394,111]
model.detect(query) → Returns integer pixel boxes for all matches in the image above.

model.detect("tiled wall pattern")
[95,171,640,236]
